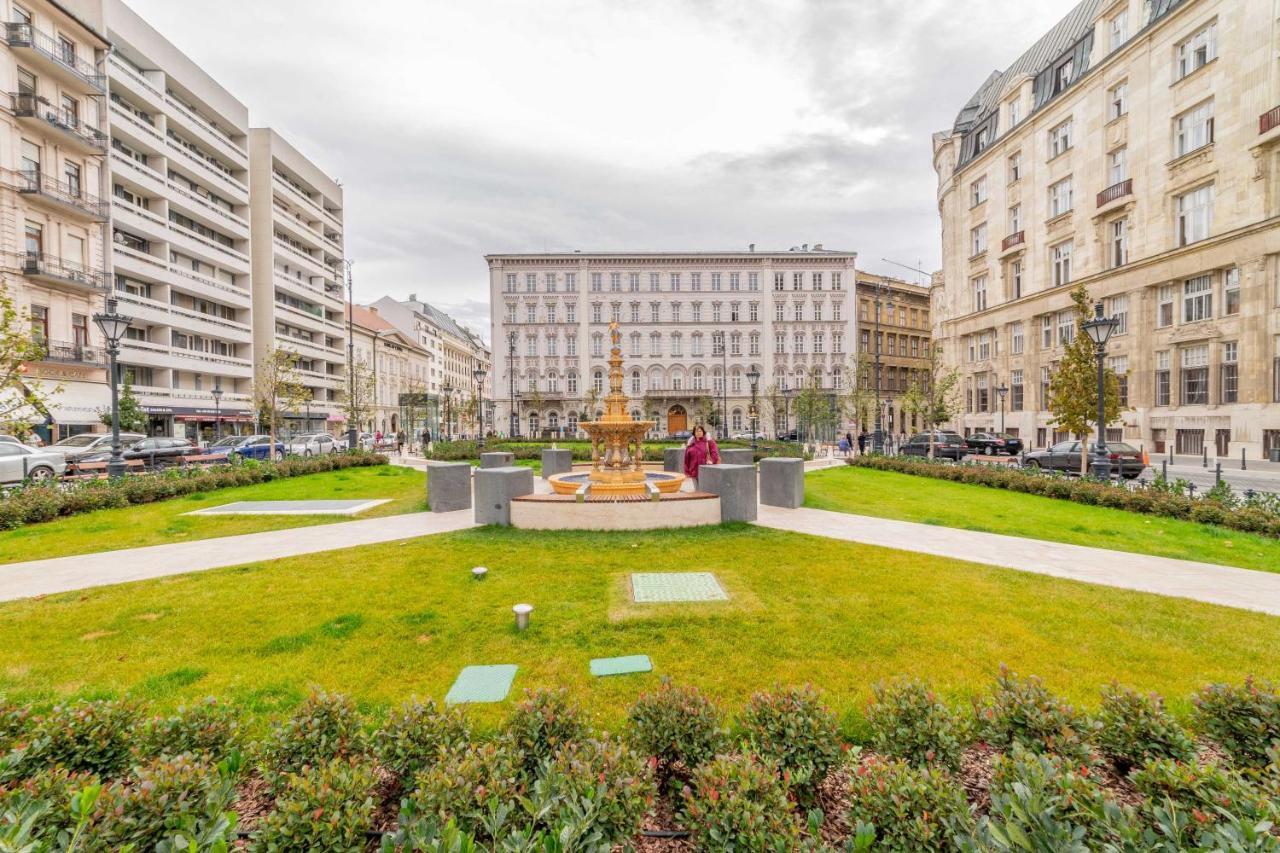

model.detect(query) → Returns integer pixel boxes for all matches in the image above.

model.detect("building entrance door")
[667,405,687,435]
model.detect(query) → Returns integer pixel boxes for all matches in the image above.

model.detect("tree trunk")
[1079,433,1090,476]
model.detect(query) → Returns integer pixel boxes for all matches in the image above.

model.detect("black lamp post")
[783,386,795,444]
[211,382,223,441]
[507,331,518,438]
[92,298,132,479]
[996,383,1008,435]
[343,260,357,452]
[746,367,760,450]
[442,380,453,441]
[474,367,487,449]
[1082,301,1120,480]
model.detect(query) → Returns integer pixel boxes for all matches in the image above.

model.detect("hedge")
[427,438,809,463]
[846,455,1280,539]
[0,452,390,532]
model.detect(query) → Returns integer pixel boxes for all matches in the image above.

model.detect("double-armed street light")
[92,298,133,479]
[1082,301,1121,480]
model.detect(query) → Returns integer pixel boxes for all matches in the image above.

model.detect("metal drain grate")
[630,572,727,603]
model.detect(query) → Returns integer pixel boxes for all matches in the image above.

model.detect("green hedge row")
[849,455,1280,538]
[0,452,390,532]
[427,438,808,463]
[2,671,1276,849]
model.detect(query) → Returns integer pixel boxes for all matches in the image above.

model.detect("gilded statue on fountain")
[583,320,653,486]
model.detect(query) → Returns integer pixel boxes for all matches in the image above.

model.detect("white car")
[288,433,338,457]
[51,432,146,463]
[0,443,67,484]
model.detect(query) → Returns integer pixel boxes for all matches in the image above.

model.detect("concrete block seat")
[480,451,515,469]
[474,466,534,525]
[426,461,472,513]
[699,463,758,522]
[510,490,720,530]
[718,448,755,466]
[759,457,804,508]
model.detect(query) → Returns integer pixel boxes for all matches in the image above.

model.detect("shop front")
[143,404,254,445]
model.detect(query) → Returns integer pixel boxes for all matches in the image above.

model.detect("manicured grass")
[0,465,425,565]
[1,525,1276,733]
[805,465,1280,574]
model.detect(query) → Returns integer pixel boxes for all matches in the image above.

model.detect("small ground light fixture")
[513,603,533,630]
[472,566,488,580]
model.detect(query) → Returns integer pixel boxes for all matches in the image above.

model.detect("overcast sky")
[128,0,1075,337]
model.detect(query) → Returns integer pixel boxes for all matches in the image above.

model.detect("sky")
[127,0,1078,338]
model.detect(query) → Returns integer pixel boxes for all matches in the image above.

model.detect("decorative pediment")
[1168,323,1221,344]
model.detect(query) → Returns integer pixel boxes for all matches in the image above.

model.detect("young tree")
[340,357,376,435]
[1048,284,1122,474]
[256,346,310,451]
[841,353,875,434]
[98,376,147,433]
[0,285,59,438]
[759,383,784,438]
[901,348,961,459]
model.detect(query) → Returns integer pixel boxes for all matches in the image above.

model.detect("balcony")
[10,252,106,293]
[1096,178,1133,208]
[1000,231,1025,252]
[10,93,107,154]
[37,339,104,366]
[4,23,106,94]
[11,170,108,220]
[1262,106,1280,136]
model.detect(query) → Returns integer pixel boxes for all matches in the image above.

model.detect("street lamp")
[92,298,132,479]
[1082,301,1120,480]
[211,382,223,441]
[442,380,453,441]
[343,259,357,452]
[783,386,795,444]
[746,367,760,450]
[507,331,518,439]
[473,367,487,449]
[996,383,1008,435]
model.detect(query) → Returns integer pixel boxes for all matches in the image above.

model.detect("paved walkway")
[0,510,476,603]
[754,505,1280,616]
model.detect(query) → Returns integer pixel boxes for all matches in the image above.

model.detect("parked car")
[964,432,1024,456]
[205,434,285,461]
[730,431,765,441]
[1021,440,1146,479]
[0,435,26,446]
[900,431,968,460]
[0,442,67,484]
[51,432,146,463]
[288,433,338,457]
[77,437,196,469]
[669,430,692,441]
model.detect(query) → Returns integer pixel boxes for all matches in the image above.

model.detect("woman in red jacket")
[683,424,720,490]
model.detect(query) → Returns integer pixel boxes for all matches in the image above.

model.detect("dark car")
[78,437,196,469]
[670,430,692,441]
[51,431,146,463]
[206,434,285,461]
[1022,440,1146,479]
[900,431,967,460]
[965,432,1024,456]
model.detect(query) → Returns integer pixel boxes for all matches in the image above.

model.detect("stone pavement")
[0,510,476,603]
[754,504,1280,616]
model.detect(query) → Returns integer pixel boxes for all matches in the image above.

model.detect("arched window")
[732,409,744,431]
[592,370,604,393]
[631,369,641,395]
[692,368,704,390]
[567,412,578,434]
[547,411,559,431]
[567,372,578,394]
[528,412,540,435]
[832,366,843,389]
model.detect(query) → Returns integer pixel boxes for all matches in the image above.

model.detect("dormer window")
[975,126,991,153]
[1008,99,1022,126]
[1053,58,1074,94]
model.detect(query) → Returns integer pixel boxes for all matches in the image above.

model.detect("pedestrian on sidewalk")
[858,431,868,455]
[838,435,851,458]
[396,431,405,455]
[683,424,720,490]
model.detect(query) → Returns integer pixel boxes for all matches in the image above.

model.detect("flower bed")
[848,455,1280,539]
[0,453,390,532]
[2,671,1277,849]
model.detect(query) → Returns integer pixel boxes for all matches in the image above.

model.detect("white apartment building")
[248,127,346,436]
[348,303,432,438]
[486,248,858,439]
[933,0,1280,459]
[2,0,110,441]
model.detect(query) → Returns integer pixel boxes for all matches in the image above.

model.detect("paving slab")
[631,572,727,603]
[186,499,390,516]
[590,654,653,677]
[445,664,518,704]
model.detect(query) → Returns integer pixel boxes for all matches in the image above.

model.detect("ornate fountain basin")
[547,469,686,496]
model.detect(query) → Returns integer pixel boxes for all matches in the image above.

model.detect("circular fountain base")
[510,490,719,530]
[547,469,686,496]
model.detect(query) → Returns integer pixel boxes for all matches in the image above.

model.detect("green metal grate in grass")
[630,572,727,603]
[590,654,653,677]
[444,664,517,704]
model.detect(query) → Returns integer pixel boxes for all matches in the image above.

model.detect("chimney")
[802,243,809,251]
[814,243,823,251]
[409,293,417,302]
[369,306,378,314]
[748,243,755,252]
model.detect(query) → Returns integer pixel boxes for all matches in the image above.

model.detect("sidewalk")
[754,505,1280,616]
[0,510,476,603]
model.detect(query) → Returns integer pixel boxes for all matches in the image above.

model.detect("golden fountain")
[547,321,685,496]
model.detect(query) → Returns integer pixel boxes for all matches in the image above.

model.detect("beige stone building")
[932,0,1280,458]
[347,303,431,439]
[856,272,932,438]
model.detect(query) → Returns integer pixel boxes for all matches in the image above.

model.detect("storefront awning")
[39,380,109,426]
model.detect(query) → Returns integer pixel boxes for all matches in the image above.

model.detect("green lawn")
[805,465,1280,574]
[1,525,1276,733]
[0,465,425,565]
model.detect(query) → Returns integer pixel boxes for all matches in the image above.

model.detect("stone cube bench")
[718,448,755,466]
[474,466,534,525]
[698,463,757,522]
[426,461,472,513]
[664,447,684,473]
[480,451,515,469]
[759,457,804,508]
[541,448,573,478]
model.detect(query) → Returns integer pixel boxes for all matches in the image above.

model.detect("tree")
[340,357,376,435]
[759,383,784,438]
[900,348,961,459]
[794,366,838,443]
[841,353,876,433]
[256,346,310,451]
[1048,284,1123,474]
[0,285,59,438]
[98,376,147,433]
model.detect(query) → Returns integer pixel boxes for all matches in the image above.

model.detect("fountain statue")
[547,321,685,496]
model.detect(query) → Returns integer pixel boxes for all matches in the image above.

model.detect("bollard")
[1202,447,1208,468]
[1168,445,1173,464]
[1242,447,1247,471]
[472,566,488,581]
[1161,460,1167,481]
[1215,462,1222,485]
[512,603,533,631]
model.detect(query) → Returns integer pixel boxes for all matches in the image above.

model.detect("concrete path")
[754,505,1280,616]
[0,510,476,603]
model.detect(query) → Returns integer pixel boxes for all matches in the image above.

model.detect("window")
[1174,100,1214,157]
[566,303,576,322]
[526,304,537,323]
[525,335,537,356]
[793,332,805,354]
[970,176,988,206]
[1155,351,1171,406]
[545,303,558,323]
[1109,10,1129,50]
[649,302,659,323]
[1040,366,1052,409]
[712,303,722,323]
[1008,99,1022,127]
[793,303,802,322]
[832,301,841,321]
[590,273,602,292]
[774,332,785,354]
[1176,21,1217,80]
[1109,355,1129,407]
[546,333,558,355]
[1048,177,1073,217]
[628,303,639,324]
[1008,151,1022,182]
[64,162,81,197]
[1223,267,1240,316]
[565,272,576,291]
[832,272,842,290]
[831,332,842,354]
[730,302,740,322]
[978,331,992,361]
[692,303,702,322]
[773,272,784,291]
[1220,341,1238,403]
[1176,185,1213,245]
[650,273,660,291]
[1108,147,1127,186]
[813,332,824,354]
[1008,204,1021,234]
[1057,310,1075,346]
[1051,241,1073,287]
[1053,58,1074,95]
[1009,260,1023,299]
[1049,119,1073,158]
[1108,82,1128,121]
[748,302,758,322]
[544,272,556,292]
[1183,274,1212,322]
[1107,294,1129,336]
[1181,345,1209,404]
[671,333,683,356]
[610,302,621,322]
[670,273,680,291]
[1041,315,1053,348]
[748,272,759,291]
[792,272,803,291]
[567,336,577,356]
[649,333,661,356]
[812,272,823,291]
[975,126,991,153]
[1011,321,1024,354]
[1010,368,1024,410]
[1157,284,1175,327]
[970,223,988,257]
[591,303,602,323]
[972,275,988,311]
[712,273,722,291]
[691,273,702,291]
[774,303,784,322]
[1110,218,1129,268]
[691,333,703,356]
[592,370,604,393]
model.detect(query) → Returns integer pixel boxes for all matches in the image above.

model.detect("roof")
[485,248,857,259]
[347,305,427,353]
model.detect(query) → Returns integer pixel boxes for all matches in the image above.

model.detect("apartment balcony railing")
[9,93,107,152]
[1001,231,1025,251]
[1096,178,1133,208]
[1261,106,1280,135]
[9,252,106,292]
[12,169,108,220]
[4,23,106,93]
[35,338,104,366]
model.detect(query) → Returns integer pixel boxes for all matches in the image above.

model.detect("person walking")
[857,430,868,455]
[683,424,720,490]
[396,430,405,455]
[838,434,850,458]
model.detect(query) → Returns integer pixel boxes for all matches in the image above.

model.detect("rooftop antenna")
[881,258,932,287]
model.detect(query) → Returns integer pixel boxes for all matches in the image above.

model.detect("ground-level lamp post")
[92,298,132,479]
[996,383,1008,435]
[746,367,760,450]
[474,367,487,449]
[211,382,223,441]
[1082,301,1120,480]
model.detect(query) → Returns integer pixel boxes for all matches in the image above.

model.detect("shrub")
[1095,683,1194,772]
[737,684,841,797]
[973,744,1114,850]
[1130,757,1278,840]
[626,682,725,777]
[256,690,368,789]
[94,752,240,850]
[29,699,142,777]
[249,757,379,852]
[679,753,798,850]
[503,689,589,776]
[135,698,241,761]
[404,742,526,840]
[0,766,99,843]
[846,756,971,851]
[1192,678,1280,768]
[0,699,31,749]
[974,668,1093,763]
[373,697,470,779]
[866,677,969,772]
[530,736,655,846]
